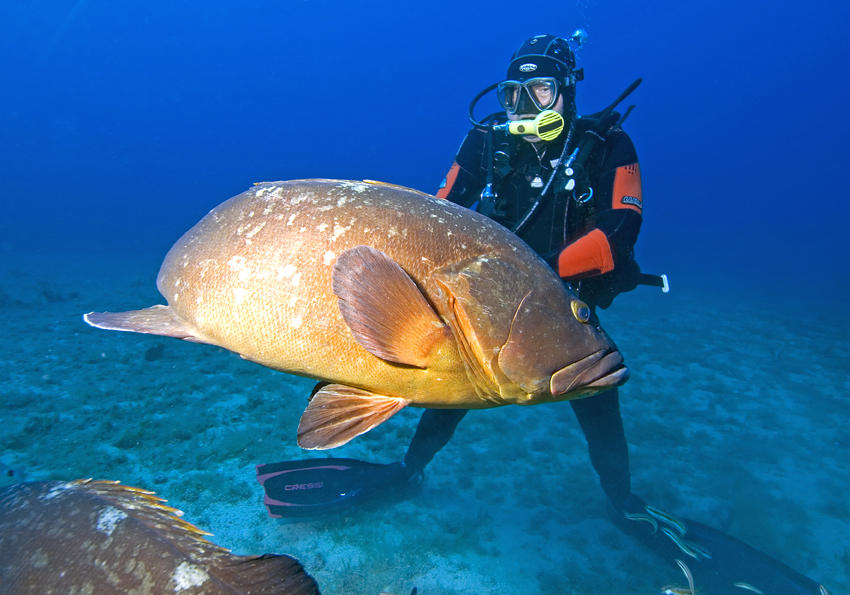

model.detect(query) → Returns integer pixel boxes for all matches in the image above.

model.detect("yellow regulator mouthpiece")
[503,110,565,141]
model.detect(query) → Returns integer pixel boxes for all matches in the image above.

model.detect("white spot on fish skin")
[323,251,335,265]
[96,506,128,536]
[234,287,247,304]
[291,314,303,329]
[339,181,368,193]
[227,256,251,280]
[290,191,315,206]
[287,214,298,226]
[331,223,351,241]
[31,549,48,568]
[42,482,73,500]
[277,264,297,280]
[317,223,329,232]
[172,561,210,591]
[228,255,247,270]
[245,222,267,238]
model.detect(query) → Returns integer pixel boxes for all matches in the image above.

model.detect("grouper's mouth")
[549,349,629,396]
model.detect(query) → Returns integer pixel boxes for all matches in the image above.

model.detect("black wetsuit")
[403,115,643,510]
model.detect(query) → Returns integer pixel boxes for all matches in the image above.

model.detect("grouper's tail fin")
[84,305,208,343]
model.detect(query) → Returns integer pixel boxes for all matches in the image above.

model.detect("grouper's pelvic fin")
[83,305,207,343]
[298,384,410,450]
[332,245,450,368]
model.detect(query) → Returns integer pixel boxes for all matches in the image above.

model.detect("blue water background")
[1,0,848,304]
[2,3,849,592]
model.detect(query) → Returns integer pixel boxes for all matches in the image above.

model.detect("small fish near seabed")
[84,179,628,449]
[0,479,320,594]
[0,459,26,487]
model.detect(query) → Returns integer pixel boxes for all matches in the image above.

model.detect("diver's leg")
[571,391,830,595]
[570,387,631,509]
[403,409,469,474]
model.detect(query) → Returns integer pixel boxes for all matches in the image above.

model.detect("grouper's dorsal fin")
[332,245,449,368]
[297,384,410,450]
[60,479,222,551]
[39,480,320,595]
[83,305,208,344]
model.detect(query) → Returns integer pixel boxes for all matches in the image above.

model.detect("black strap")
[637,273,665,288]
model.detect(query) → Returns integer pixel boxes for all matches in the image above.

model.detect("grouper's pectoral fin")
[297,384,410,450]
[333,245,449,368]
[83,305,208,344]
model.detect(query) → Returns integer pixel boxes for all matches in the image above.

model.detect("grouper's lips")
[549,349,629,396]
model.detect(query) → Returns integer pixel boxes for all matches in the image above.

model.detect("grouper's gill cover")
[432,252,611,401]
[83,179,627,449]
[432,255,544,400]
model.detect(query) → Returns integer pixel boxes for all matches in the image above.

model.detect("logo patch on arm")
[621,195,642,209]
[612,163,642,213]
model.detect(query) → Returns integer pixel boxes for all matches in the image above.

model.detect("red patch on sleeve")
[612,163,642,212]
[436,162,460,199]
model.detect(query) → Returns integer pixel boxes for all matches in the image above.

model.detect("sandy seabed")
[1,250,847,594]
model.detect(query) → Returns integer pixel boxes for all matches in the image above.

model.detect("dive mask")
[497,77,560,115]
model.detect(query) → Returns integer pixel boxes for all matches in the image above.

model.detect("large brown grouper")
[84,179,628,449]
[0,479,319,594]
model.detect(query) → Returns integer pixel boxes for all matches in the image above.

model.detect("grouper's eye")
[571,300,591,323]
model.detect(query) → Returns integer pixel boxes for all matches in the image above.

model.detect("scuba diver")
[257,34,829,595]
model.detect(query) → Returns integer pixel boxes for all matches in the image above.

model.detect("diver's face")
[508,92,564,121]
